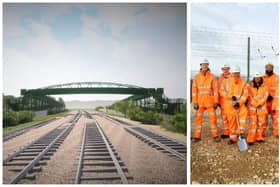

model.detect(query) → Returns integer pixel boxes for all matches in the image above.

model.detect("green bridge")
[20,82,184,114]
[21,82,164,101]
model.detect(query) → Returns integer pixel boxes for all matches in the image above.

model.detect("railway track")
[75,119,132,184]
[83,111,93,119]
[3,118,59,142]
[3,112,81,184]
[102,115,186,161]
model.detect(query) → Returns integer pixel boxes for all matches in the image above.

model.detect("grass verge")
[3,111,69,134]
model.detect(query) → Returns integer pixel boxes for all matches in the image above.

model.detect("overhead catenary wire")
[191,26,279,62]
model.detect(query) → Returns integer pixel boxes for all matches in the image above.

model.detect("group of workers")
[191,59,279,145]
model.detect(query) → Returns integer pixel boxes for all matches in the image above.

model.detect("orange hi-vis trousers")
[246,106,267,143]
[220,102,229,136]
[264,101,278,137]
[227,105,247,142]
[194,106,218,138]
[272,110,279,137]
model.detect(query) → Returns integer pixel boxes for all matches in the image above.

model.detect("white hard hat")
[200,58,209,65]
[221,64,230,69]
[231,66,241,73]
[253,72,262,78]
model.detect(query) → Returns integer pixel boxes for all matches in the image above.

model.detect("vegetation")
[108,100,163,125]
[108,100,186,134]
[95,106,104,111]
[3,94,66,112]
[3,95,67,127]
[3,111,69,134]
[3,110,35,127]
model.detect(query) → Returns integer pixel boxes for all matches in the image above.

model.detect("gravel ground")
[95,115,186,184]
[17,115,85,184]
[191,108,279,184]
[106,115,186,144]
[3,116,71,160]
[3,112,186,184]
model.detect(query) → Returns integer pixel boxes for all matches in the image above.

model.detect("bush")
[169,113,186,134]
[48,108,65,115]
[110,100,163,125]
[3,110,35,127]
[95,106,104,111]
[3,110,19,127]
[18,111,35,123]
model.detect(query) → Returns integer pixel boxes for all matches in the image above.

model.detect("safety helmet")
[200,59,209,65]
[221,64,230,69]
[253,72,262,78]
[231,66,241,73]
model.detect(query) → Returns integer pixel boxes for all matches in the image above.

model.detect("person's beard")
[266,70,274,76]
[253,78,263,89]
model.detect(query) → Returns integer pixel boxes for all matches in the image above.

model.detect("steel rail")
[94,120,128,184]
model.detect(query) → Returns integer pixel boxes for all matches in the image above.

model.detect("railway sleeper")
[83,156,120,161]
[9,166,42,173]
[80,175,133,181]
[82,167,128,173]
[10,155,50,161]
[83,161,124,167]
[85,148,115,152]
[21,173,36,180]
[84,152,117,156]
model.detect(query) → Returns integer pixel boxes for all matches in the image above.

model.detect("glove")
[240,133,246,139]
[257,105,263,110]
[213,103,219,110]
[232,96,237,101]
[233,102,240,109]
[267,95,273,102]
[193,103,199,110]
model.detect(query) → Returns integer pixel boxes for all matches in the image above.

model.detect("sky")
[3,3,186,101]
[191,3,279,78]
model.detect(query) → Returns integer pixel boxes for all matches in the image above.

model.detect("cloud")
[3,4,186,100]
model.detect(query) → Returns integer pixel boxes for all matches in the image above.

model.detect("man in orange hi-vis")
[263,63,279,137]
[221,66,249,145]
[192,59,220,142]
[218,64,231,139]
[246,72,268,145]
[272,83,279,138]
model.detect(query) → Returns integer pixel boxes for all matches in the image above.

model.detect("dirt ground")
[191,108,279,184]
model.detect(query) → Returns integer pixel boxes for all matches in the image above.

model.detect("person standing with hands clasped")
[222,66,249,145]
[246,72,268,145]
[192,59,220,142]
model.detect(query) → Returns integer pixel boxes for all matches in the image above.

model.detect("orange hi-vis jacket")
[218,73,232,106]
[272,85,279,112]
[192,70,218,108]
[247,82,268,115]
[222,77,249,110]
[263,73,279,98]
[247,82,268,142]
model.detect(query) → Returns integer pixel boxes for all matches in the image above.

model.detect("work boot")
[220,134,229,139]
[257,139,265,143]
[248,142,255,146]
[191,137,201,143]
[227,139,235,145]
[213,136,221,142]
